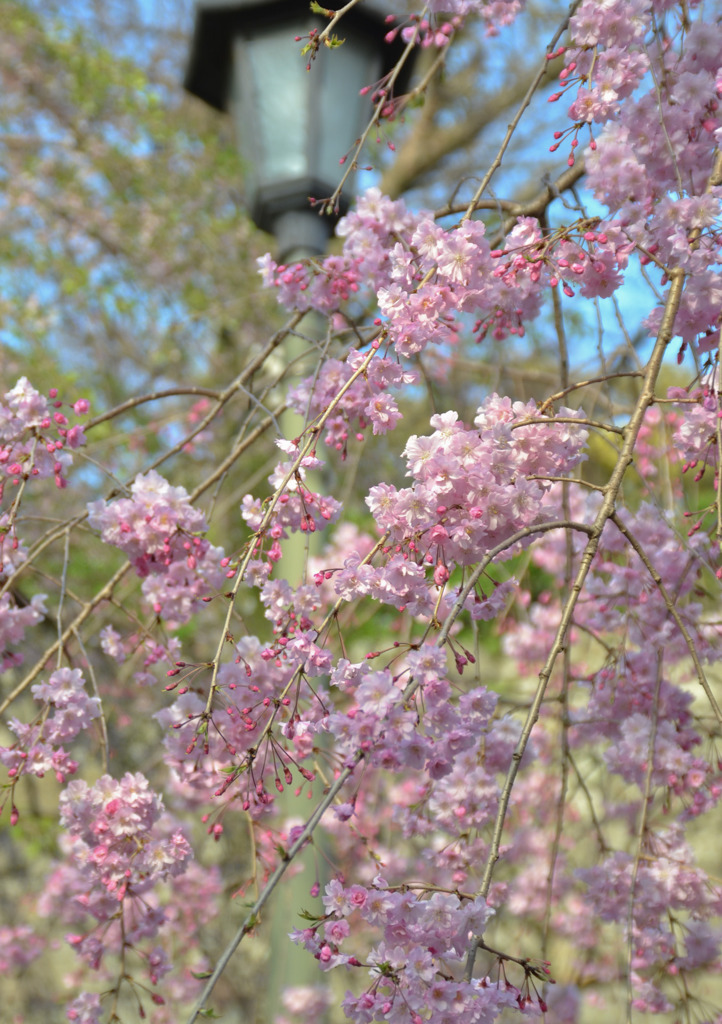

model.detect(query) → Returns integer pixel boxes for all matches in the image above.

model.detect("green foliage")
[0,0,280,406]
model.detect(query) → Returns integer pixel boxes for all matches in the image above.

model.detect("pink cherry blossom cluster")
[490,218,635,309]
[4,0,722,1020]
[0,589,46,671]
[560,0,651,126]
[260,189,636,356]
[0,376,87,496]
[87,469,207,574]
[386,646,519,834]
[289,352,416,450]
[139,548,225,626]
[58,772,191,899]
[54,860,223,1024]
[0,922,44,972]
[0,512,48,669]
[291,878,534,1023]
[669,382,720,478]
[0,668,101,807]
[157,634,322,817]
[558,8,722,348]
[39,772,196,1018]
[87,469,225,623]
[325,649,482,776]
[502,491,722,1002]
[365,395,587,577]
[577,827,722,1012]
[241,454,342,566]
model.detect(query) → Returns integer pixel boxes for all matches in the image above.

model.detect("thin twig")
[461,0,583,222]
[185,750,364,1024]
[72,627,109,775]
[537,371,644,415]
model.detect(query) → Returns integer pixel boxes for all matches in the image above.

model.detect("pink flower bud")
[434,563,450,586]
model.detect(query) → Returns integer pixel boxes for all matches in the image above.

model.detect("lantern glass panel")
[233,28,310,184]
[231,22,381,197]
[317,39,380,186]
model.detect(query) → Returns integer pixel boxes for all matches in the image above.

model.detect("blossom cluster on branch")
[1,0,722,1022]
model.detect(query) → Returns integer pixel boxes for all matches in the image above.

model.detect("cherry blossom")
[2,1,722,1021]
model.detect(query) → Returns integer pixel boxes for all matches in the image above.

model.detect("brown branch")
[433,160,586,221]
[537,370,644,414]
[461,0,583,221]
[380,53,564,199]
[86,387,222,429]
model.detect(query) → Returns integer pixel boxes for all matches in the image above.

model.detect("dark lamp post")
[185,0,408,259]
